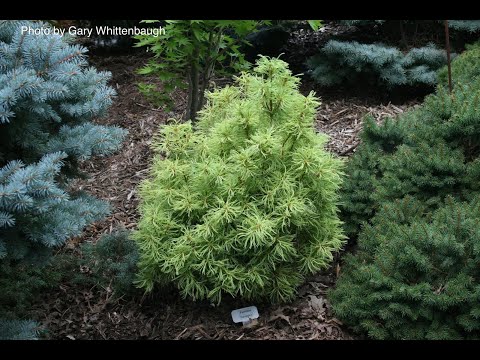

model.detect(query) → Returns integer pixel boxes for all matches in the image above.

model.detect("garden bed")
[28,54,419,340]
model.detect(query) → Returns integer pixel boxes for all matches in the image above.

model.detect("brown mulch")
[30,54,419,340]
[32,267,350,340]
[66,54,186,246]
[316,98,419,156]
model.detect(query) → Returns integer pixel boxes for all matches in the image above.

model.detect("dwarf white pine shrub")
[134,56,345,303]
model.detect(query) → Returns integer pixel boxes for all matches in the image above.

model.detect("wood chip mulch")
[30,54,419,340]
[316,98,419,156]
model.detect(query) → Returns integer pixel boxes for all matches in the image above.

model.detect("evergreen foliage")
[0,230,139,335]
[331,196,480,339]
[0,319,38,340]
[448,20,480,33]
[340,43,480,237]
[307,40,449,89]
[332,43,480,339]
[338,20,385,27]
[437,42,480,87]
[0,256,59,321]
[338,116,406,235]
[81,231,139,296]
[134,57,344,304]
[0,19,126,262]
[0,20,126,338]
[0,153,111,262]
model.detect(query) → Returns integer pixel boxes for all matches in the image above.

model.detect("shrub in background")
[307,40,449,89]
[242,21,322,62]
[338,20,477,48]
[0,20,126,339]
[437,42,480,87]
[134,20,265,121]
[242,22,291,63]
[448,20,480,33]
[134,57,344,304]
[339,20,385,27]
[307,19,480,91]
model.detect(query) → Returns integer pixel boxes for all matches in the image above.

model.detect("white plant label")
[231,306,259,324]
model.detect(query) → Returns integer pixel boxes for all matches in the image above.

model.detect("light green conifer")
[134,56,345,303]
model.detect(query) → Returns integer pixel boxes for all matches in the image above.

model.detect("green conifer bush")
[332,43,480,339]
[340,115,411,236]
[307,40,449,89]
[340,43,480,237]
[437,42,480,88]
[331,196,480,339]
[134,57,345,304]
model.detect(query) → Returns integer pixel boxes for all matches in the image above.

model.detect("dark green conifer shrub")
[0,230,140,325]
[331,196,480,339]
[134,56,345,304]
[437,42,480,87]
[332,43,480,339]
[0,258,60,322]
[340,115,410,236]
[340,43,480,237]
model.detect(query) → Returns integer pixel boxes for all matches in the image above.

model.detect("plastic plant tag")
[231,306,259,325]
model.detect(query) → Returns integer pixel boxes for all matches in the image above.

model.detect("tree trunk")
[187,46,200,122]
[198,60,213,113]
[412,21,419,46]
[444,20,453,93]
[185,71,193,121]
[198,30,222,113]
